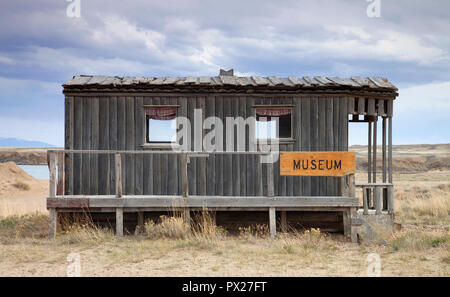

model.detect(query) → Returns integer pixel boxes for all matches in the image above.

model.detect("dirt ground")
[0,146,449,277]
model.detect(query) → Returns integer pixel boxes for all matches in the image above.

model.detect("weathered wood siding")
[66,95,349,196]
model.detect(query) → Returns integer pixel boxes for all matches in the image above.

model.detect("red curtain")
[255,107,292,117]
[144,106,177,120]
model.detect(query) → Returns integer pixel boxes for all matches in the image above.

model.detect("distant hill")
[0,137,55,147]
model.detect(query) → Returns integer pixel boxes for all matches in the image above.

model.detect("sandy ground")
[0,146,449,277]
[0,162,47,216]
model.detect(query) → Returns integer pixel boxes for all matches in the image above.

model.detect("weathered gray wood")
[55,196,359,208]
[116,207,123,237]
[183,209,191,228]
[301,97,311,195]
[115,153,122,198]
[231,97,240,196]
[117,97,127,195]
[205,95,215,196]
[215,96,224,196]
[57,151,64,195]
[350,207,357,243]
[347,97,355,114]
[267,161,274,197]
[388,116,394,213]
[135,97,144,196]
[367,99,375,115]
[318,98,326,196]
[357,98,365,115]
[333,97,340,195]
[310,97,319,196]
[90,97,99,195]
[152,97,162,195]
[269,207,276,238]
[363,186,369,215]
[197,96,207,196]
[374,186,381,215]
[343,209,351,240]
[137,211,144,227]
[239,96,246,196]
[378,99,385,116]
[373,117,377,185]
[387,100,393,117]
[181,153,189,197]
[64,96,72,195]
[246,96,254,196]
[325,97,334,196]
[49,152,56,198]
[388,185,394,214]
[109,97,118,195]
[281,210,287,232]
[99,97,110,195]
[82,98,91,194]
[223,96,232,196]
[125,97,135,195]
[73,97,83,195]
[49,208,57,238]
[187,97,196,195]
[349,174,355,198]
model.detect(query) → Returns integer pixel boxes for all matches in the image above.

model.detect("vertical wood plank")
[143,96,153,195]
[318,98,326,196]
[293,96,302,196]
[49,208,57,238]
[223,96,232,196]
[187,97,196,195]
[125,97,135,195]
[239,96,246,196]
[49,152,56,198]
[73,97,82,195]
[310,97,319,196]
[181,153,189,197]
[109,97,118,195]
[56,151,64,195]
[269,207,276,238]
[99,97,110,195]
[301,97,311,195]
[325,97,334,196]
[90,97,99,195]
[135,96,144,195]
[197,96,207,196]
[82,98,91,195]
[115,153,122,197]
[117,97,126,194]
[116,207,123,237]
[206,95,216,196]
[246,95,254,196]
[152,97,162,195]
[168,97,178,195]
[215,96,224,196]
[232,96,240,196]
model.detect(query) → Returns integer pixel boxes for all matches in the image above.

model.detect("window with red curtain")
[145,106,177,143]
[255,107,292,139]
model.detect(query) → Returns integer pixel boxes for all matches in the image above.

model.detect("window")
[145,106,177,143]
[255,107,292,140]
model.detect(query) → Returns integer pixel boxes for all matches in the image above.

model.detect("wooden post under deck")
[367,121,372,208]
[269,207,276,238]
[49,152,57,238]
[373,118,381,215]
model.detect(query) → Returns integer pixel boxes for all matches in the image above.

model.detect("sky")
[0,0,449,146]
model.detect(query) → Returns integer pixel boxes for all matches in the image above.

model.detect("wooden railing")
[356,183,394,215]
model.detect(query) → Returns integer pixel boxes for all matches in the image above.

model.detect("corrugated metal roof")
[63,75,398,91]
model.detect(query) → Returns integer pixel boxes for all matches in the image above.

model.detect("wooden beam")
[281,211,287,232]
[49,208,57,238]
[115,154,122,198]
[181,153,189,197]
[116,207,123,237]
[267,161,274,197]
[49,152,56,198]
[363,188,369,215]
[269,207,276,238]
[49,196,359,208]
[57,152,65,195]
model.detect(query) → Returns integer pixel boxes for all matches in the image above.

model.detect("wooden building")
[47,70,398,241]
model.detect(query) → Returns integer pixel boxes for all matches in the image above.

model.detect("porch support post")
[269,207,276,238]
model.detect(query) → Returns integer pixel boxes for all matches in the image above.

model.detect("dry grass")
[11,181,30,191]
